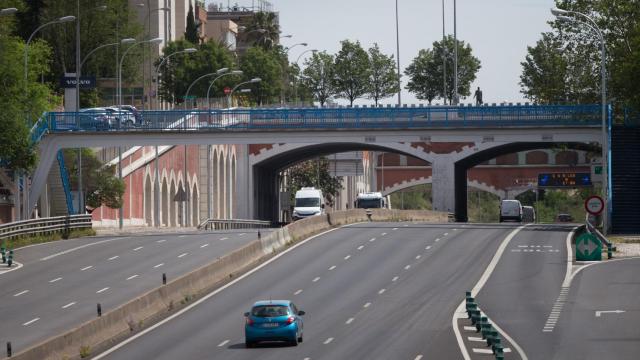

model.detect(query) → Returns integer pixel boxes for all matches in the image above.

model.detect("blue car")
[244,300,305,347]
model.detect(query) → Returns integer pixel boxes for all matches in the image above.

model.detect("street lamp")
[280,43,308,104]
[184,68,230,108]
[206,70,243,109]
[227,78,261,108]
[294,49,317,104]
[118,37,162,106]
[0,7,18,15]
[139,6,171,110]
[154,48,198,109]
[552,7,609,233]
[395,0,401,106]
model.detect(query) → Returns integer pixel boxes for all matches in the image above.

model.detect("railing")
[0,214,92,241]
[198,218,272,230]
[29,113,49,144]
[585,214,613,259]
[41,104,602,133]
[56,150,75,215]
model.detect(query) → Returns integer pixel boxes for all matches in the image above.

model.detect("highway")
[96,222,524,360]
[0,229,267,352]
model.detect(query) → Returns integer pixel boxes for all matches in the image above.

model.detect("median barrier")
[8,209,445,360]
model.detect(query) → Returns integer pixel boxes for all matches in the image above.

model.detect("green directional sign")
[576,233,602,261]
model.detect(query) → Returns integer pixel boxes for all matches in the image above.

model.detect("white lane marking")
[179,235,187,238]
[518,245,528,248]
[323,337,334,345]
[154,263,164,268]
[392,228,398,230]
[239,233,246,236]
[404,265,411,270]
[416,255,421,260]
[344,255,351,260]
[14,290,29,297]
[23,318,40,326]
[96,287,110,294]
[468,337,485,342]
[346,318,354,324]
[444,233,449,236]
[363,302,371,308]
[108,255,119,261]
[381,233,387,236]
[49,277,62,283]
[544,245,553,248]
[472,348,495,354]
[357,245,364,250]
[81,266,93,271]
[178,253,188,258]
[453,229,458,231]
[156,239,166,243]
[92,225,352,359]
[219,237,228,241]
[201,244,210,248]
[463,326,477,331]
[218,340,229,347]
[133,246,143,251]
[328,265,336,270]
[294,289,303,295]
[452,224,529,360]
[378,288,386,295]
[62,302,76,309]
[414,356,423,360]
[392,276,399,282]
[435,238,441,242]
[426,246,432,250]
[369,238,376,242]
[312,277,320,282]
[40,237,124,261]
[127,275,139,280]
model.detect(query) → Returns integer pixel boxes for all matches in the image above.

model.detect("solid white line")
[562,228,578,287]
[357,245,364,250]
[364,302,371,308]
[178,253,188,258]
[452,225,529,360]
[346,318,354,324]
[154,263,164,268]
[219,237,228,241]
[344,255,351,260]
[201,244,210,248]
[323,337,334,344]
[294,289,303,295]
[133,246,143,251]
[127,275,139,280]
[329,265,336,270]
[40,237,124,261]
[378,289,386,295]
[156,239,166,243]
[92,225,349,359]
[81,266,93,271]
[14,290,29,297]
[392,276,399,282]
[108,256,119,261]
[23,318,40,326]
[49,277,62,283]
[96,287,109,294]
[62,302,76,309]
[312,277,320,282]
[404,265,411,270]
[217,340,229,347]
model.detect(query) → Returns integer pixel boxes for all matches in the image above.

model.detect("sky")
[207,0,558,106]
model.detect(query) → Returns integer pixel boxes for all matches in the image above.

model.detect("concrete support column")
[236,145,250,219]
[431,156,456,213]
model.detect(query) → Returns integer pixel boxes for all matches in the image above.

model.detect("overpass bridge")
[29,104,605,223]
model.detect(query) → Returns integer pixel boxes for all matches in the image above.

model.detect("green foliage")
[8,228,96,249]
[404,49,440,104]
[467,190,500,223]
[184,1,200,45]
[288,158,343,207]
[157,39,236,104]
[333,40,370,106]
[516,188,595,223]
[390,185,432,210]
[367,43,399,106]
[301,51,335,106]
[63,149,124,209]
[245,11,280,50]
[240,46,282,105]
[520,32,571,104]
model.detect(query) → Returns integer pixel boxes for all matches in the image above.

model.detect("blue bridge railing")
[41,104,602,133]
[56,150,75,215]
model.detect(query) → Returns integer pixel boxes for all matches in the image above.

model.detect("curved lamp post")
[183,68,229,108]
[118,37,162,106]
[206,70,243,109]
[154,47,197,109]
[280,43,308,104]
[551,7,609,233]
[0,7,18,15]
[294,49,317,104]
[227,78,261,108]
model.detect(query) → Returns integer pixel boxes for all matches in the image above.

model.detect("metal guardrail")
[585,214,613,259]
[40,104,602,133]
[0,214,92,241]
[198,218,272,231]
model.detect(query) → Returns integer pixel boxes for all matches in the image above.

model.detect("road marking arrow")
[578,238,597,256]
[595,310,625,317]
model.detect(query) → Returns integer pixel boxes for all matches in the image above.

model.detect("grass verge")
[3,228,97,249]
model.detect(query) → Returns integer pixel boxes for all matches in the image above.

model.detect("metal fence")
[198,218,272,230]
[0,215,92,241]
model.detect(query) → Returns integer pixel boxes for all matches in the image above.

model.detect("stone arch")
[525,150,549,164]
[231,153,237,219]
[191,181,199,226]
[382,176,505,199]
[226,152,233,219]
[161,176,168,226]
[169,178,176,227]
[555,150,579,166]
[177,177,185,227]
[221,153,228,218]
[217,150,224,218]
[144,174,153,226]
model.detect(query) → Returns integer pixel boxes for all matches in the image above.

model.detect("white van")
[292,187,325,220]
[499,199,523,222]
[355,192,386,209]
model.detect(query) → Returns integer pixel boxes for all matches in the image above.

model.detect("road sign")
[576,233,602,261]
[594,166,603,175]
[223,86,232,95]
[585,195,604,215]
[538,172,592,188]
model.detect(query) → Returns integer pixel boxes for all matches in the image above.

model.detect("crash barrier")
[584,214,614,259]
[197,218,272,231]
[464,291,506,360]
[0,215,92,241]
[6,209,446,360]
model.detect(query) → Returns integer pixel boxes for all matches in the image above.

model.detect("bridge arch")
[381,176,505,200]
[144,173,153,226]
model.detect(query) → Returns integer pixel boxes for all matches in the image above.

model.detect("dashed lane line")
[178,253,188,258]
[392,276,399,282]
[416,255,421,260]
[357,245,364,250]
[344,255,351,260]
[426,246,432,250]
[414,356,424,360]
[126,275,139,280]
[218,340,229,347]
[404,265,411,270]
[392,228,398,230]
[378,288,386,295]
[62,302,76,309]
[294,289,303,295]
[201,244,210,248]
[312,277,320,282]
[23,318,40,326]
[96,287,110,294]
[328,265,336,271]
[323,337,334,345]
[363,302,371,308]
[14,290,29,297]
[156,240,166,243]
[154,263,164,269]
[49,277,62,283]
[133,246,143,251]
[381,233,387,236]
[81,266,93,271]
[369,238,376,242]
[345,318,354,324]
[108,256,119,261]
[219,237,228,241]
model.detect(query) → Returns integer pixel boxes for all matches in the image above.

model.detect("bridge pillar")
[431,157,456,214]
[236,145,251,219]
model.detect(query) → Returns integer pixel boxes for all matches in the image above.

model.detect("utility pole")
[442,0,447,105]
[395,0,401,106]
[453,0,458,105]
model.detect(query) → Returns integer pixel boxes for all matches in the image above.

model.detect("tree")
[288,158,343,208]
[184,1,200,45]
[404,49,440,104]
[333,40,370,106]
[239,46,283,105]
[301,51,335,107]
[367,43,399,106]
[245,11,280,50]
[519,32,570,103]
[63,149,124,209]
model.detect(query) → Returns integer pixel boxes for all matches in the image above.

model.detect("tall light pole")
[294,49,317,105]
[552,7,609,233]
[395,0,401,106]
[184,68,229,108]
[138,5,170,110]
[118,37,162,106]
[227,78,261,108]
[0,7,17,16]
[281,42,308,104]
[206,70,243,109]
[154,47,197,109]
[453,0,458,105]
[442,0,447,105]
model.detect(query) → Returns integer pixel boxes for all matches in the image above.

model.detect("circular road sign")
[585,195,604,215]
[223,86,232,95]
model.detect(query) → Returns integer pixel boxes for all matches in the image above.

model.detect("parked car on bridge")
[104,107,138,127]
[244,300,305,347]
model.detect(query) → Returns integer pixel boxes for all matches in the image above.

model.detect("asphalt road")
[97,222,522,360]
[0,229,267,352]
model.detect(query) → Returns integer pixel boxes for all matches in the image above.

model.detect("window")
[251,305,290,317]
[295,197,320,207]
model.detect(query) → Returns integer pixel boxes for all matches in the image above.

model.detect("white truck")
[292,187,325,220]
[355,192,387,209]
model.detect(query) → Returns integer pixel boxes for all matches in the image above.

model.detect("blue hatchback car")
[244,300,305,347]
